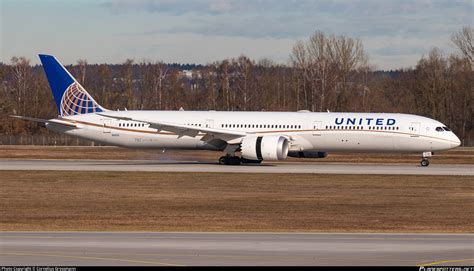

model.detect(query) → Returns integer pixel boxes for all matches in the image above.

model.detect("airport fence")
[0,135,106,146]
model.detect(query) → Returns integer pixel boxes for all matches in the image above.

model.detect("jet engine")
[287,151,328,158]
[241,136,289,161]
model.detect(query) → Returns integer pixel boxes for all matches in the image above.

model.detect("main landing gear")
[420,152,432,167]
[219,155,242,165]
[218,155,263,165]
[218,144,261,165]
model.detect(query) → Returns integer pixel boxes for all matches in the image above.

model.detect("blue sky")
[1,0,472,70]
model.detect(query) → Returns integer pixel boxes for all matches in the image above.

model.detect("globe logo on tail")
[60,83,102,117]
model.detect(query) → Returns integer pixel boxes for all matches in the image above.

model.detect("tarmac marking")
[1,250,312,261]
[418,258,474,266]
[0,252,185,266]
[1,234,470,242]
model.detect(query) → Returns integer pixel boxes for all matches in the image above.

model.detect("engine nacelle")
[241,136,289,161]
[288,151,328,158]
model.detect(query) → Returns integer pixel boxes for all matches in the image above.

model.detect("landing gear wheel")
[241,158,262,164]
[218,156,242,165]
[420,152,432,167]
[420,159,430,167]
[219,156,226,165]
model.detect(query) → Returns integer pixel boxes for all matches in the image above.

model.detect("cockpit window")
[443,126,451,131]
[435,127,444,132]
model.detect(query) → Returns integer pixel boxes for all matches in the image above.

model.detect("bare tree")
[290,40,309,109]
[97,64,112,108]
[451,26,473,67]
[306,31,331,112]
[414,48,448,120]
[152,61,168,109]
[9,57,31,116]
[291,31,369,111]
[202,65,217,110]
[219,60,231,110]
[77,59,87,85]
[122,59,134,109]
[235,55,254,110]
[332,35,368,110]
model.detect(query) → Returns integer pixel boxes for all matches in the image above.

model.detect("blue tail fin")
[39,54,105,117]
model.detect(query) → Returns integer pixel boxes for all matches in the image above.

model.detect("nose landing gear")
[420,152,432,167]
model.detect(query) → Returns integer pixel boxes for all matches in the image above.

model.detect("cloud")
[101,0,471,69]
[3,0,471,70]
[104,0,472,40]
[102,0,240,15]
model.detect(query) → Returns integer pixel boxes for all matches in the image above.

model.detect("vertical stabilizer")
[39,54,105,117]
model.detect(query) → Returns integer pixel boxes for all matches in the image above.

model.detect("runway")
[0,159,473,175]
[1,232,472,266]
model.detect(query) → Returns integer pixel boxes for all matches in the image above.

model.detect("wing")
[10,115,77,129]
[97,113,247,142]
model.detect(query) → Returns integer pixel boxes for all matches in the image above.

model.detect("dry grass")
[1,171,472,232]
[1,145,473,164]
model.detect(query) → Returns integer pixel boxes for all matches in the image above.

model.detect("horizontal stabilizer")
[10,115,77,128]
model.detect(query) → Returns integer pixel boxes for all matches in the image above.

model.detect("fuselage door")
[410,122,421,135]
[205,119,214,128]
[102,119,112,133]
[313,121,322,136]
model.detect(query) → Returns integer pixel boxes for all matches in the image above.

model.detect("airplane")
[11,54,461,167]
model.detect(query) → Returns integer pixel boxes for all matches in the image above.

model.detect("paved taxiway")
[1,232,472,266]
[0,159,473,175]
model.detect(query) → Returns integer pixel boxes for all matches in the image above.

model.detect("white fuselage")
[46,111,461,154]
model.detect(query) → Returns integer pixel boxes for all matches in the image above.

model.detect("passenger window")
[443,127,451,131]
[436,127,444,132]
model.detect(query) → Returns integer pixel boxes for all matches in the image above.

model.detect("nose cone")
[451,134,461,148]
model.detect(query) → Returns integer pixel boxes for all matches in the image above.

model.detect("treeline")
[0,27,472,145]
